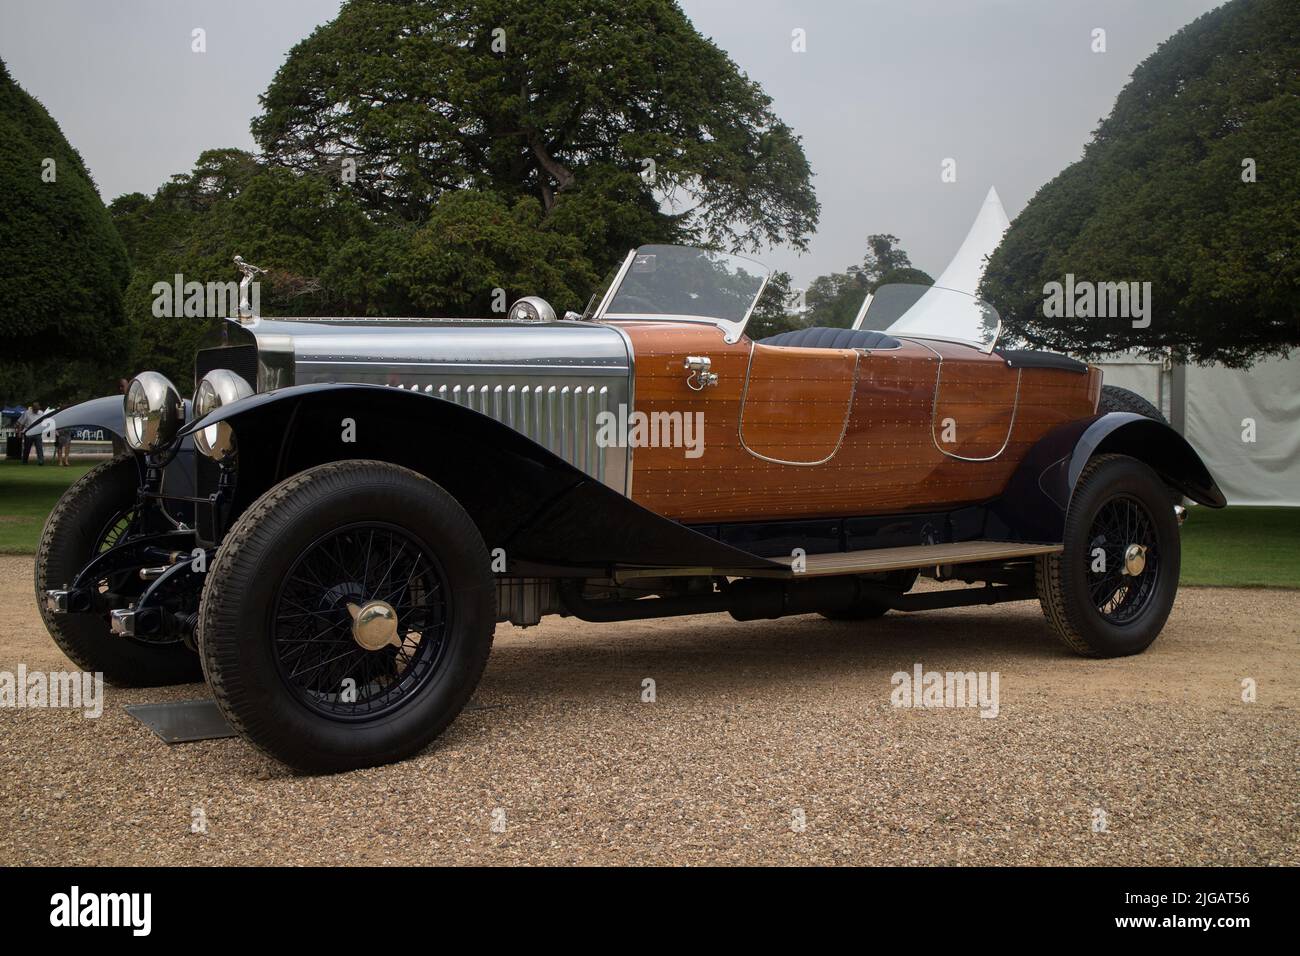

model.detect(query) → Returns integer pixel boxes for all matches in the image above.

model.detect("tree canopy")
[101,0,819,388]
[111,150,600,387]
[253,0,819,261]
[0,58,130,405]
[980,0,1300,366]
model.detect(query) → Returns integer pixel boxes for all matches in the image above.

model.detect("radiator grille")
[195,345,258,392]
[424,382,611,479]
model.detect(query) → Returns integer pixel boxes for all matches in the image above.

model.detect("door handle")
[684,356,719,390]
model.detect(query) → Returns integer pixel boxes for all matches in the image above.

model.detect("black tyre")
[1036,454,1181,657]
[819,570,917,621]
[199,461,496,773]
[34,456,203,686]
[1099,384,1166,423]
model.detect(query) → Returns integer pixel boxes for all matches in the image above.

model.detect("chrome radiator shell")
[199,317,633,494]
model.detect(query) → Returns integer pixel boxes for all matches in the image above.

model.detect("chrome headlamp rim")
[508,296,556,323]
[123,372,185,452]
[192,368,253,460]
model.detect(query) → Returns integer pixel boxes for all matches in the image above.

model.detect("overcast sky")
[0,0,1224,287]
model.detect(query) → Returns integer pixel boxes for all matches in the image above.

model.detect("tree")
[801,235,933,329]
[979,0,1300,366]
[0,59,130,405]
[115,153,387,386]
[112,152,601,387]
[252,0,819,263]
[862,234,914,280]
[745,271,802,339]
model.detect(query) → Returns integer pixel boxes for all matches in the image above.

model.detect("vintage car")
[37,246,1224,771]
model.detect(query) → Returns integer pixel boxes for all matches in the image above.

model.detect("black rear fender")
[992,412,1225,543]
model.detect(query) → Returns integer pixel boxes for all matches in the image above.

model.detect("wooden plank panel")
[740,344,858,462]
[615,321,1100,523]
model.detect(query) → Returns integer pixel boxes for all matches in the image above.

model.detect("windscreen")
[603,245,770,325]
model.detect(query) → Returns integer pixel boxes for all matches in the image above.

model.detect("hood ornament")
[233,255,266,323]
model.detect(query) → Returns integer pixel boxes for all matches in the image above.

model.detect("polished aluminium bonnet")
[199,316,634,494]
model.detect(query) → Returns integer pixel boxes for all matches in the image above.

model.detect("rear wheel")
[199,461,496,772]
[34,456,203,686]
[1099,384,1166,423]
[1036,454,1180,657]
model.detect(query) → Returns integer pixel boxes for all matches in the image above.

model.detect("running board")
[760,541,1063,577]
[614,540,1062,581]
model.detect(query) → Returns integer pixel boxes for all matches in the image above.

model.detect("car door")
[739,343,859,464]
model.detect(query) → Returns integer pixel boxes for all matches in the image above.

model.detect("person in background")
[17,401,45,465]
[55,424,72,466]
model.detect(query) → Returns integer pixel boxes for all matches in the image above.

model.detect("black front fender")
[992,413,1225,543]
[31,395,126,443]
[180,383,781,574]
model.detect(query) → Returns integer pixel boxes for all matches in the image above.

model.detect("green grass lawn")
[0,457,1295,586]
[1179,505,1300,588]
[0,459,95,553]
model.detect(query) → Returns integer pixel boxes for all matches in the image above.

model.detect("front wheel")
[1036,454,1181,657]
[199,461,496,772]
[35,456,203,686]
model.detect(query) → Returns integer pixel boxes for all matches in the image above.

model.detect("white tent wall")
[1093,352,1298,506]
[1094,352,1173,422]
[1183,353,1300,507]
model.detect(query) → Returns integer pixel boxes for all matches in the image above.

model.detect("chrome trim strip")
[850,292,874,330]
[593,250,637,320]
[737,342,860,467]
[605,322,637,497]
[299,361,624,374]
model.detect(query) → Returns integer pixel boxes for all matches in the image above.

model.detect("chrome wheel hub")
[1122,543,1148,577]
[348,600,401,651]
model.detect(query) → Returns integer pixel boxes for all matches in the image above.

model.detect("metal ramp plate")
[125,699,236,743]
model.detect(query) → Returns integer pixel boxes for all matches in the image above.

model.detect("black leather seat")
[759,327,900,350]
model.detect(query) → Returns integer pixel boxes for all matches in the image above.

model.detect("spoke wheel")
[200,461,496,773]
[1036,454,1181,658]
[271,522,451,720]
[1085,495,1159,625]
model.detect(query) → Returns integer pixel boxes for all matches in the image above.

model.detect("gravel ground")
[0,553,1295,866]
